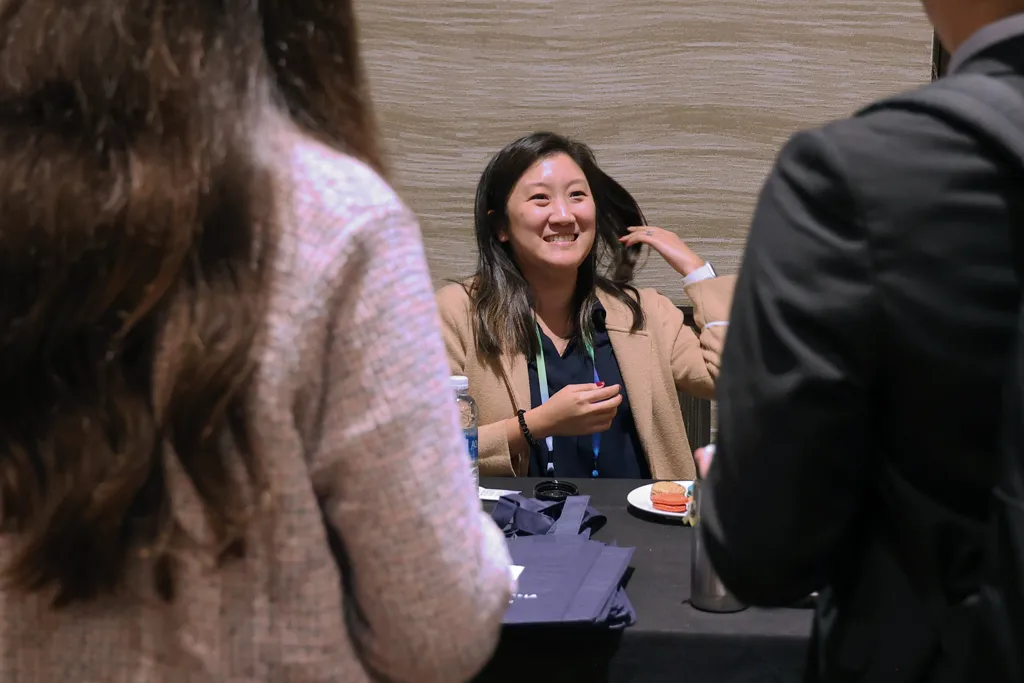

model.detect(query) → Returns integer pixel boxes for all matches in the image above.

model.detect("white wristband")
[682,261,717,286]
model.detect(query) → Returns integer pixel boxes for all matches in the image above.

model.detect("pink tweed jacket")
[0,123,513,682]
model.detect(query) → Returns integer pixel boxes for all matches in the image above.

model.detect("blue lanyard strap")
[534,324,601,478]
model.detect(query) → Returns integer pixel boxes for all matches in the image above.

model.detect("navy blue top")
[527,303,650,478]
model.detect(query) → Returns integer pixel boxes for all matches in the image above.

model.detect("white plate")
[626,481,694,519]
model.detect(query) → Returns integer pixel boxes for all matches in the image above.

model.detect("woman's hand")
[619,226,705,277]
[694,443,716,479]
[528,383,622,438]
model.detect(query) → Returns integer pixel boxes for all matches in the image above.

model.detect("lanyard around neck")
[534,324,602,478]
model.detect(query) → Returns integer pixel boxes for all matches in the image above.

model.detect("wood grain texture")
[356,0,932,302]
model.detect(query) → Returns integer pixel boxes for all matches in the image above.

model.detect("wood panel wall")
[356,0,933,303]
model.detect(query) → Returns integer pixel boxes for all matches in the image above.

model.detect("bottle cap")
[450,375,469,391]
[534,479,579,501]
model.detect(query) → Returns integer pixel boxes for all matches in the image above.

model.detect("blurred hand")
[694,443,716,479]
[619,226,705,277]
[530,383,622,438]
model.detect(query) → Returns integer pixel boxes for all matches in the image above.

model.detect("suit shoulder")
[792,82,987,174]
[763,87,991,243]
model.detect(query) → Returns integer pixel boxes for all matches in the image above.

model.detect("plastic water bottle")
[451,376,479,487]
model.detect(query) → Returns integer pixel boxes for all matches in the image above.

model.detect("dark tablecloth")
[472,477,812,683]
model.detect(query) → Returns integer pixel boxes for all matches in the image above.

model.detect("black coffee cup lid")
[534,479,579,501]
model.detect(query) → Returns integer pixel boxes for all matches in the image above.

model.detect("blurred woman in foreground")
[0,1,511,681]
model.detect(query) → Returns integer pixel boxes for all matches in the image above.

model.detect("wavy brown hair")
[0,0,379,608]
[261,0,384,174]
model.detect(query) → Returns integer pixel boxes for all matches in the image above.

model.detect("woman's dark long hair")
[471,132,647,359]
[0,0,379,608]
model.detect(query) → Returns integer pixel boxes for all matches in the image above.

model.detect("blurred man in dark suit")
[699,1,1024,681]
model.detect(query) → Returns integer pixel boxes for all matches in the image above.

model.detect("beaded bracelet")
[516,409,540,450]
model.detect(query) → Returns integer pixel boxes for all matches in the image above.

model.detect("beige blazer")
[436,276,736,480]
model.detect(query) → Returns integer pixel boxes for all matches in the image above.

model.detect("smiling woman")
[436,132,736,481]
[468,133,647,360]
[504,154,596,269]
